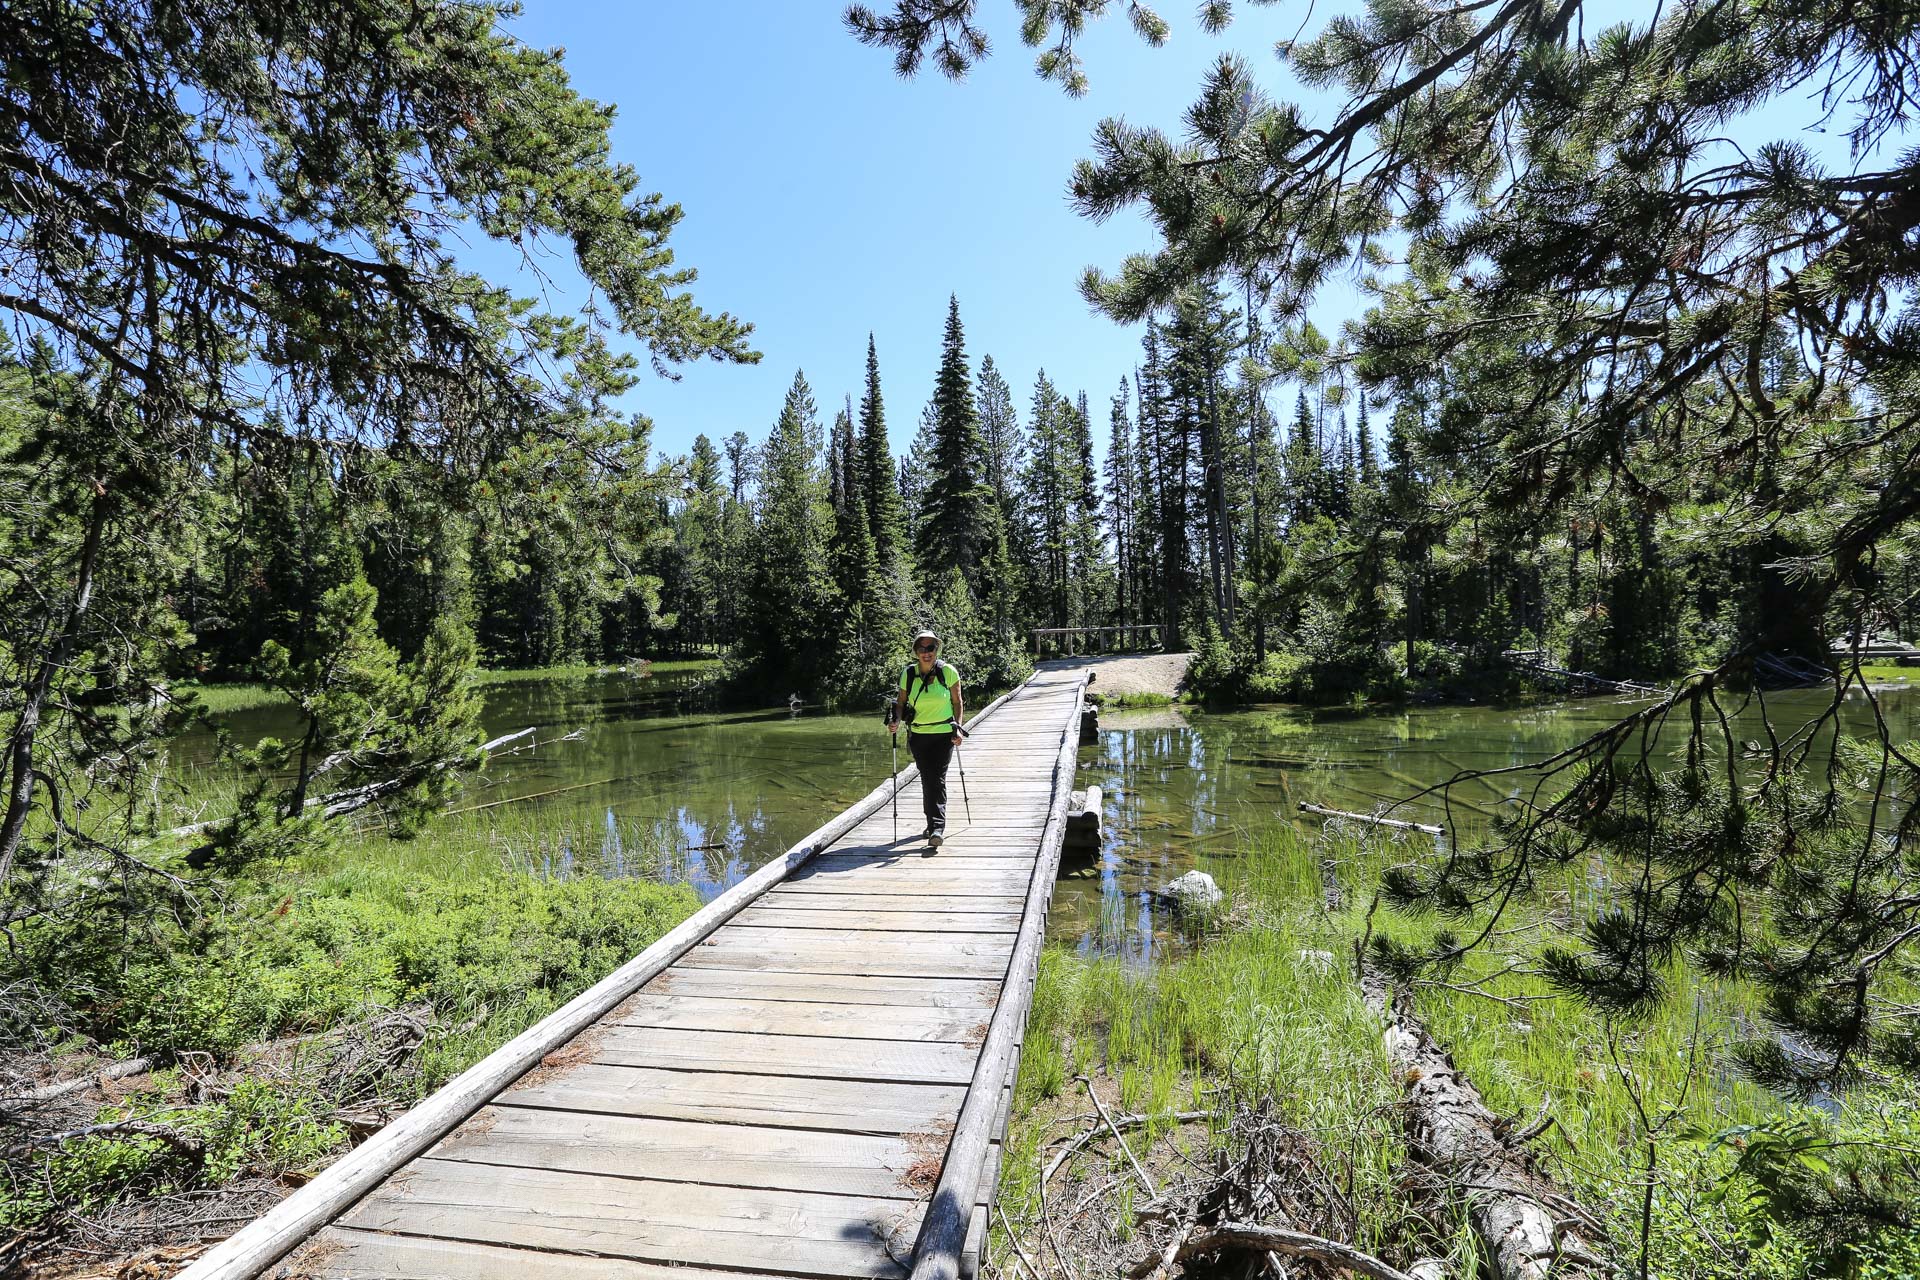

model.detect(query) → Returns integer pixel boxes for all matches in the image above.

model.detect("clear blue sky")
[481,3,1862,466]
[484,2,1343,464]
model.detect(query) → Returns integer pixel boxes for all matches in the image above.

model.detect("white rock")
[1158,869,1223,913]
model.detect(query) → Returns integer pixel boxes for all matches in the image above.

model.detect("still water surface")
[187,666,1916,959]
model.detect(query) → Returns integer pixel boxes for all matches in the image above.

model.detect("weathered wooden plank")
[607,993,994,1043]
[499,1062,962,1132]
[339,1160,920,1279]
[711,925,1016,950]
[432,1105,927,1199]
[588,1024,983,1083]
[734,905,1025,932]
[752,890,1025,914]
[811,854,1045,870]
[296,1228,754,1280]
[775,874,1031,898]
[786,864,1032,890]
[644,966,1003,1007]
[682,937,1012,980]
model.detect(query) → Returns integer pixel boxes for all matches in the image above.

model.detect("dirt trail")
[1035,652,1192,697]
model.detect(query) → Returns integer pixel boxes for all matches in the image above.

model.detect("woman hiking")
[889,630,965,847]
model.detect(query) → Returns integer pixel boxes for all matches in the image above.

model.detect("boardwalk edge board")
[170,687,1023,1280]
[907,671,1089,1280]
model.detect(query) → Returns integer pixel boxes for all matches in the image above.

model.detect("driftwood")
[1075,1075,1155,1196]
[1300,803,1443,835]
[1043,1110,1216,1186]
[1362,968,1603,1280]
[4,1118,205,1164]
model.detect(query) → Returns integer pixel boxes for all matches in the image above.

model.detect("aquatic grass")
[1001,817,1920,1276]
[168,682,294,715]
[1004,836,1423,1264]
[1094,691,1180,708]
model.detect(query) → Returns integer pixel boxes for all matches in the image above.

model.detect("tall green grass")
[1002,823,1920,1278]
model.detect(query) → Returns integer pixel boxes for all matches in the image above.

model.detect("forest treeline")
[118,269,1912,722]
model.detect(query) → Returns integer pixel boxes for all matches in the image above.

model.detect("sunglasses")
[915,642,938,653]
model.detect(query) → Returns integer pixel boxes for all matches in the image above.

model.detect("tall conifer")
[859,334,907,567]
[917,296,990,586]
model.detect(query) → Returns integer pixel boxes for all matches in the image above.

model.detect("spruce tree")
[1104,381,1136,628]
[1355,398,1379,492]
[917,296,991,586]
[751,371,838,687]
[859,334,908,567]
[1285,390,1323,526]
[827,403,875,604]
[976,354,1022,516]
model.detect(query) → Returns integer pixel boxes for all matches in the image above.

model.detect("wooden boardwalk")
[179,669,1089,1280]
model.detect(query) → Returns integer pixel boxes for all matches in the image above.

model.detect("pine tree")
[1020,371,1072,628]
[917,296,991,586]
[901,401,937,539]
[1063,391,1110,628]
[1138,322,1188,644]
[1285,390,1323,526]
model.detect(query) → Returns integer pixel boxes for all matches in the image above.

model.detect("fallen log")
[1362,967,1604,1280]
[11,1055,154,1106]
[166,726,555,841]
[1300,803,1443,835]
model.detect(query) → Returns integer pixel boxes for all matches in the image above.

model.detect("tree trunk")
[1362,968,1603,1280]
[0,493,110,888]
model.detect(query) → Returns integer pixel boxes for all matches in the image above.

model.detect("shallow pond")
[183,669,1916,955]
[1061,686,1917,962]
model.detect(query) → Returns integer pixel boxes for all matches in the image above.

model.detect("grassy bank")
[1001,826,1920,1278]
[0,814,700,1261]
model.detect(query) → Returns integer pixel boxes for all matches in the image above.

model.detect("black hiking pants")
[907,730,954,832]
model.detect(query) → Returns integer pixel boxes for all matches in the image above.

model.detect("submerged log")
[1300,802,1444,835]
[1362,969,1603,1280]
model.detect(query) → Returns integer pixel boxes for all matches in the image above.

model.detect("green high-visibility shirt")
[899,660,960,734]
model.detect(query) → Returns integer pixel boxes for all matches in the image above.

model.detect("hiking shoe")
[928,829,944,848]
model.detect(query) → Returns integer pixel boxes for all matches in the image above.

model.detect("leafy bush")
[13,866,698,1062]
[1,865,697,1234]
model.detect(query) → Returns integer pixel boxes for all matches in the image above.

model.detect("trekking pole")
[954,723,972,823]
[881,696,900,843]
